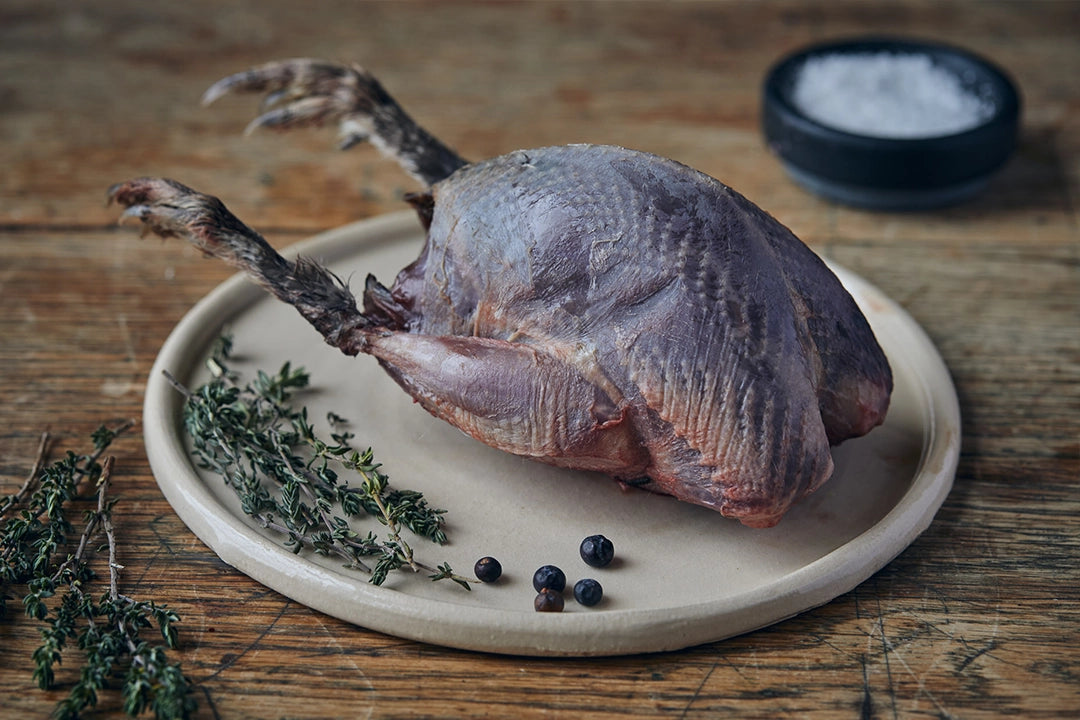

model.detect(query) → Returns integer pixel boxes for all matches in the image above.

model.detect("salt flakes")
[791,52,995,139]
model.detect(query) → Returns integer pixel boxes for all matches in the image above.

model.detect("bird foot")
[201,58,467,186]
[203,59,378,144]
[107,177,243,260]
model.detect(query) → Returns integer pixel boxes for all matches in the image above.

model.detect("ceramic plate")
[143,211,959,656]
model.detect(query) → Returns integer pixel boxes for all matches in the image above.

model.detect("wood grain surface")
[2,1,1078,718]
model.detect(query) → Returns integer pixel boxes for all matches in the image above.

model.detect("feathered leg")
[202,59,467,187]
[107,177,381,354]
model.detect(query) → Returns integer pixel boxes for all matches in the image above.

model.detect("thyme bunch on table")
[0,422,197,720]
[168,336,473,590]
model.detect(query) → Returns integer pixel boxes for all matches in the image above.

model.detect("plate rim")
[143,211,960,656]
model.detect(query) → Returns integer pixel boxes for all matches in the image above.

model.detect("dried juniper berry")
[534,589,565,613]
[532,565,566,593]
[574,578,604,607]
[474,556,502,583]
[579,534,614,568]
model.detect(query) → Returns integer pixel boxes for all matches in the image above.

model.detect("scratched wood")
[2,1,1078,718]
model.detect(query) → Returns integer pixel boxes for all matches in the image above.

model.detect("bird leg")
[107,177,388,354]
[202,59,468,187]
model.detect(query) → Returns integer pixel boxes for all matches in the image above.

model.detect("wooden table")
[2,2,1077,717]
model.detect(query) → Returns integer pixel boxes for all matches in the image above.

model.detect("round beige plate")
[143,212,959,656]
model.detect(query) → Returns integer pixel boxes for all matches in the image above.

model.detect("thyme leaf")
[1,422,197,720]
[171,337,473,590]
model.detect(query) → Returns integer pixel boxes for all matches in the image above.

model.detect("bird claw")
[201,57,467,186]
[108,178,180,236]
[242,95,349,135]
[107,177,237,254]
[202,59,376,136]
[116,204,157,238]
[201,59,352,105]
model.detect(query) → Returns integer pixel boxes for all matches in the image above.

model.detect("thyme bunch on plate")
[168,336,473,590]
[0,423,197,720]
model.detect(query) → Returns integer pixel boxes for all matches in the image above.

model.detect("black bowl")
[762,37,1020,210]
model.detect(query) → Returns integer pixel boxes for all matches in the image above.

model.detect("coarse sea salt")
[791,51,995,139]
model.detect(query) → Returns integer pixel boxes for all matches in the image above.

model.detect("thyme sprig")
[1,422,197,720]
[169,337,473,590]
